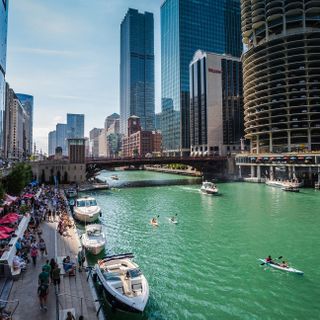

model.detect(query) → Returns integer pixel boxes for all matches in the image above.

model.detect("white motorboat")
[73,197,101,223]
[200,181,219,195]
[82,224,106,255]
[95,253,149,313]
[266,179,303,188]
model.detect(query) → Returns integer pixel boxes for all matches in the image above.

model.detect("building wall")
[190,51,243,156]
[161,0,242,154]
[120,8,155,135]
[55,123,67,155]
[67,113,84,139]
[31,161,86,184]
[48,130,56,156]
[89,128,103,157]
[16,93,33,156]
[0,0,8,156]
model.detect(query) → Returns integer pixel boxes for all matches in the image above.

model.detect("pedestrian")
[65,311,76,320]
[30,242,38,266]
[52,263,61,291]
[38,238,47,258]
[49,258,56,282]
[38,266,49,310]
[77,248,85,272]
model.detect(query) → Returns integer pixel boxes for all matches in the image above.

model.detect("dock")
[7,192,103,320]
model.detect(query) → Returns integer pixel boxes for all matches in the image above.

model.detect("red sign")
[208,68,222,74]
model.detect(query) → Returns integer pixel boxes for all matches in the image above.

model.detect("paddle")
[261,256,283,265]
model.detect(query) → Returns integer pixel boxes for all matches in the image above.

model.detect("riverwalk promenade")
[8,193,99,319]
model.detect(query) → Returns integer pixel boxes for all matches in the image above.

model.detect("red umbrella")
[0,226,15,233]
[6,213,20,219]
[0,232,10,240]
[0,216,18,224]
[22,194,34,199]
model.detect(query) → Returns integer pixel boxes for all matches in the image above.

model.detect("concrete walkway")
[8,219,99,319]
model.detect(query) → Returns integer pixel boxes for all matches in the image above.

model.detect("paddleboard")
[167,218,178,224]
[259,259,304,275]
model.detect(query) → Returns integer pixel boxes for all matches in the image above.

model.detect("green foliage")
[5,163,33,195]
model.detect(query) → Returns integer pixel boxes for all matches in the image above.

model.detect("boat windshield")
[77,199,97,207]
[127,268,142,278]
[103,271,121,281]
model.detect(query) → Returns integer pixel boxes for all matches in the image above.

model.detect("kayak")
[259,259,304,275]
[150,220,158,227]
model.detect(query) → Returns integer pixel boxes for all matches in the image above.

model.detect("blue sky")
[6,0,162,153]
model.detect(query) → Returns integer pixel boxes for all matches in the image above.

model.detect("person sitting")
[280,261,288,268]
[12,252,26,271]
[62,256,76,276]
[65,311,76,320]
[265,255,273,263]
[171,216,175,222]
[152,217,157,223]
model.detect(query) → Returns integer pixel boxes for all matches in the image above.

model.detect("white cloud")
[10,47,76,57]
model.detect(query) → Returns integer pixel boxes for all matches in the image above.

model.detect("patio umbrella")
[0,232,11,240]
[0,226,15,233]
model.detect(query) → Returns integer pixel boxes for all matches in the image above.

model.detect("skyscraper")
[48,130,56,156]
[104,113,120,131]
[56,123,67,156]
[120,8,155,135]
[67,113,84,139]
[241,0,320,153]
[161,0,242,155]
[0,0,8,156]
[16,93,34,156]
[190,51,243,156]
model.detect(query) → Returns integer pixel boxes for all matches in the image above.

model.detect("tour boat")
[95,253,149,313]
[73,197,101,223]
[81,224,106,255]
[265,179,303,188]
[200,181,219,195]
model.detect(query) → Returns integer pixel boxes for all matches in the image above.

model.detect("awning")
[270,157,276,160]
[283,156,289,160]
[250,157,256,160]
[290,157,297,160]
[257,157,262,160]
[298,156,304,160]
[263,157,269,160]
[276,157,283,160]
[306,156,313,160]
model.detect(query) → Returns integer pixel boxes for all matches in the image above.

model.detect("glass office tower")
[67,113,84,139]
[0,0,8,156]
[120,8,155,135]
[161,0,242,154]
[56,123,67,156]
[16,94,34,156]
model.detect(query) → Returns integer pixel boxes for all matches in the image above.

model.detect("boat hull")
[200,188,219,195]
[259,259,304,275]
[83,243,105,255]
[74,210,100,223]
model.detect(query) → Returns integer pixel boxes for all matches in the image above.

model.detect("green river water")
[78,170,320,320]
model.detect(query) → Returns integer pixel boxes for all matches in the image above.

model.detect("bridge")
[85,156,229,178]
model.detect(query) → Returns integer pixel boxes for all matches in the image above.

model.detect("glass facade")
[16,94,33,155]
[120,8,155,135]
[48,130,56,156]
[56,123,67,156]
[67,113,84,139]
[0,0,8,156]
[161,0,242,154]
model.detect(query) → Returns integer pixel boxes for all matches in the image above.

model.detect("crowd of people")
[0,184,86,318]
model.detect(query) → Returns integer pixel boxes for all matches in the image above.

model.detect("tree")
[5,163,33,195]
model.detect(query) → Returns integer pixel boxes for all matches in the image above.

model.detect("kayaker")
[266,255,273,263]
[171,216,175,222]
[280,261,288,268]
[151,217,157,224]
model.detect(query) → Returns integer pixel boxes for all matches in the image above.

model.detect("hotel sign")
[208,68,222,74]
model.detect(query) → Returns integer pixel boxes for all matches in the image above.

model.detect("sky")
[6,0,163,153]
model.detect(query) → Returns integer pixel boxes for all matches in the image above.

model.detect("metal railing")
[0,298,19,320]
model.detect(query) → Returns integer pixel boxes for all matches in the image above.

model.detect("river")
[78,170,320,320]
